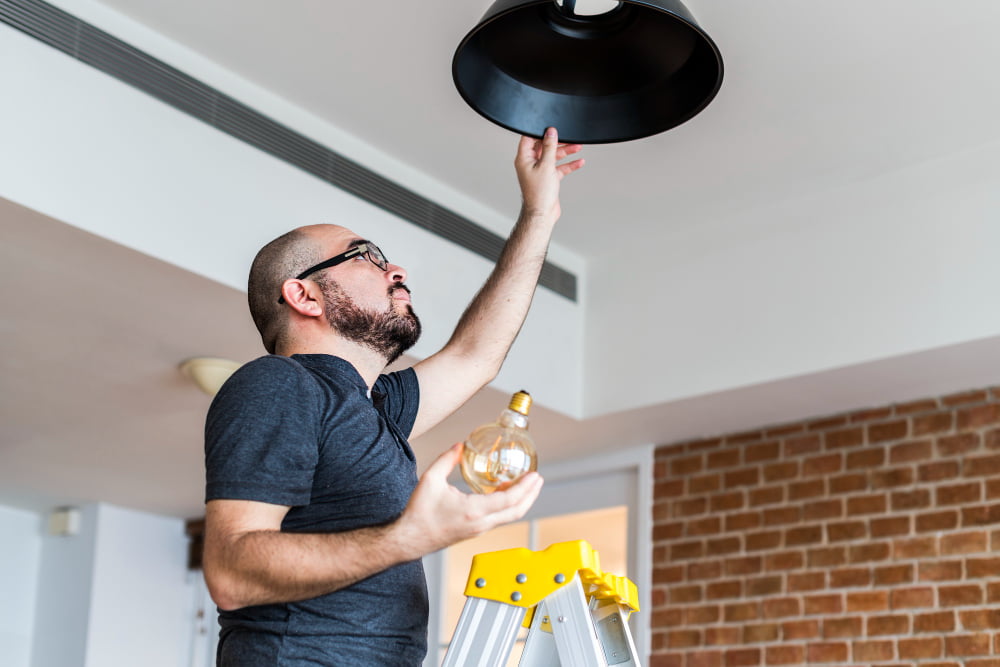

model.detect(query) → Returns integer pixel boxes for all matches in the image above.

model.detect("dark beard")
[320,279,421,365]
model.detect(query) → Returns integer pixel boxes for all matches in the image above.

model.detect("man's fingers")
[425,443,463,479]
[515,134,540,165]
[555,143,583,161]
[519,130,584,167]
[538,127,560,163]
[473,472,544,517]
[487,473,544,525]
[557,158,586,177]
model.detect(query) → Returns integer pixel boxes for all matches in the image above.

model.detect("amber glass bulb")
[461,390,537,494]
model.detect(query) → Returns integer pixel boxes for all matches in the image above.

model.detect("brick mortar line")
[652,478,997,519]
[658,436,1000,475]
[655,397,1000,459]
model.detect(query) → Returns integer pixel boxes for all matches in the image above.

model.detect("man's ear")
[280,279,324,318]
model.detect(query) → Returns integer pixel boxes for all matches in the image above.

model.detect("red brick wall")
[651,387,1000,667]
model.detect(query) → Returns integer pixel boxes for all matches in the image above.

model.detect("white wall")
[86,504,192,667]
[13,0,995,423]
[31,504,99,667]
[585,139,1000,416]
[0,7,586,418]
[0,506,42,667]
[6,0,1000,430]
[17,502,195,667]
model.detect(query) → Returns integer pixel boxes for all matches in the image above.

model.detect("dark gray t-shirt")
[205,353,426,666]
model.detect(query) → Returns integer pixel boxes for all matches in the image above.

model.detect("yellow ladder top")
[461,539,639,613]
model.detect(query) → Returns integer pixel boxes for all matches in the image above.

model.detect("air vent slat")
[80,57,217,121]
[213,99,338,176]
[0,1,78,50]
[332,170,422,214]
[345,176,422,213]
[219,117,325,168]
[221,127,331,180]
[74,45,206,105]
[1,0,576,301]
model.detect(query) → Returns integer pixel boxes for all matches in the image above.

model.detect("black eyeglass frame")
[277,242,388,304]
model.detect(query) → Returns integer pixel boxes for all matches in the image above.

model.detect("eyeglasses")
[278,242,389,304]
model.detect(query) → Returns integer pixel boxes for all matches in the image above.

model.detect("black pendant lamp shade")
[452,0,723,144]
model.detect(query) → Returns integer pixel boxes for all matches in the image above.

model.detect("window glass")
[535,505,628,578]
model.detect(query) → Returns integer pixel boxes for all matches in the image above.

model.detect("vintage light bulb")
[461,390,537,494]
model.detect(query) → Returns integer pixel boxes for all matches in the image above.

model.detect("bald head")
[247,226,334,354]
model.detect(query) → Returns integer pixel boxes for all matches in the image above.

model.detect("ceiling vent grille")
[0,0,578,301]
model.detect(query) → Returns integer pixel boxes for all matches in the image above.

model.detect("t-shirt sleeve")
[204,356,321,506]
[373,367,420,438]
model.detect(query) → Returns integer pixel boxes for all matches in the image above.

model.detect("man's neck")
[279,336,388,389]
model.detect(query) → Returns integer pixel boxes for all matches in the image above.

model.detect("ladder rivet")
[554,573,566,583]
[516,573,528,583]
[475,578,487,588]
[511,591,522,602]
[557,616,566,623]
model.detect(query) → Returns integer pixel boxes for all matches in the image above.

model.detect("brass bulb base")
[508,390,532,415]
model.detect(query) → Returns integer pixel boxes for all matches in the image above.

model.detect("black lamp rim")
[451,0,725,144]
[450,89,724,145]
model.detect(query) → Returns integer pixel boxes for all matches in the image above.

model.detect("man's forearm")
[408,132,582,438]
[204,444,544,611]
[443,130,582,372]
[204,522,417,611]
[444,209,557,373]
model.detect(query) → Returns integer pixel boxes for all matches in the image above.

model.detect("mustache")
[388,284,411,297]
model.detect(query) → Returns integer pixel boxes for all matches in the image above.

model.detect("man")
[202,128,584,665]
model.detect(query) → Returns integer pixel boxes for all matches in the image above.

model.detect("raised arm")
[409,128,584,438]
[203,444,542,610]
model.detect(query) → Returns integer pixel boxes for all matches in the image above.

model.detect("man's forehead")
[299,223,364,250]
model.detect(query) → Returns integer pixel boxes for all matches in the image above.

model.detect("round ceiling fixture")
[453,0,724,144]
[179,357,240,396]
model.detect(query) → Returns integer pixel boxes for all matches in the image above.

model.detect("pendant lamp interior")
[559,0,623,16]
[453,0,723,144]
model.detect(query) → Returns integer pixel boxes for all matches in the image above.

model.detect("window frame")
[424,444,654,666]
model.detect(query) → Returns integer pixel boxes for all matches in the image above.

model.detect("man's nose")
[386,263,407,283]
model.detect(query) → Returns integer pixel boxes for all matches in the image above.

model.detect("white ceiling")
[3,0,1000,519]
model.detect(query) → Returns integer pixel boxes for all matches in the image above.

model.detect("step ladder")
[441,540,641,667]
